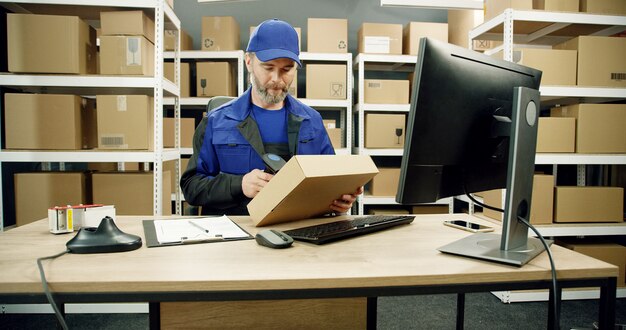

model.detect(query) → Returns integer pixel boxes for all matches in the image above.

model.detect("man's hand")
[242,169,273,198]
[330,186,364,214]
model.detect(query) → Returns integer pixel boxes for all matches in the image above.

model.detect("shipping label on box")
[100,36,154,76]
[307,18,348,53]
[8,13,97,74]
[365,113,406,149]
[247,155,378,226]
[96,95,154,150]
[202,16,240,51]
[306,64,347,99]
[196,62,236,97]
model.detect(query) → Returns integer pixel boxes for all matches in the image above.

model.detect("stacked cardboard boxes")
[202,16,240,51]
[96,95,154,150]
[99,11,155,76]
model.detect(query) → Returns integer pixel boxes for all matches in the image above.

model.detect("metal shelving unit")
[469,8,626,302]
[0,0,182,230]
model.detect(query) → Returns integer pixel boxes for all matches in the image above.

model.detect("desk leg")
[149,302,160,330]
[547,285,562,330]
[456,293,464,330]
[367,297,377,330]
[598,277,617,330]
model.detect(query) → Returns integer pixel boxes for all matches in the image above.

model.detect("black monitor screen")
[397,38,542,205]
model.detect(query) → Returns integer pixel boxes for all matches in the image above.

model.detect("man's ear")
[244,53,253,70]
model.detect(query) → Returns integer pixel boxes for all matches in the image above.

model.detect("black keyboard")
[283,215,415,245]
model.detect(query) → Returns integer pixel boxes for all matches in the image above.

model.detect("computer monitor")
[396,38,546,266]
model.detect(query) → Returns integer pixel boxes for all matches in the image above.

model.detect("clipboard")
[142,216,253,248]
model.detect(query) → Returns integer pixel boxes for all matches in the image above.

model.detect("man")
[181,18,362,215]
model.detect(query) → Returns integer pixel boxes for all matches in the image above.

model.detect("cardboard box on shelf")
[364,79,409,104]
[7,13,96,74]
[196,62,236,97]
[368,168,401,197]
[15,172,87,227]
[164,158,189,193]
[536,117,576,153]
[5,94,96,150]
[99,36,155,76]
[482,174,555,224]
[92,171,172,216]
[247,155,378,226]
[201,16,240,51]
[165,29,194,51]
[100,11,155,43]
[558,238,626,286]
[323,120,342,149]
[368,208,410,215]
[533,0,579,11]
[554,36,626,88]
[87,162,141,172]
[307,18,348,53]
[550,104,626,153]
[484,0,533,20]
[250,26,301,51]
[492,48,577,86]
[365,113,406,149]
[358,23,403,55]
[579,0,626,15]
[306,64,347,100]
[403,22,448,56]
[96,95,154,150]
[554,186,624,223]
[163,117,196,148]
[411,205,450,214]
[164,62,191,97]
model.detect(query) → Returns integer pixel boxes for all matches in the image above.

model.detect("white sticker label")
[116,95,127,111]
[126,37,142,66]
[364,36,390,54]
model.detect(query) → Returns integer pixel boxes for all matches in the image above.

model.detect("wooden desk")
[0,214,618,329]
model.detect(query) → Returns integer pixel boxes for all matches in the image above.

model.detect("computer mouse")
[255,229,293,249]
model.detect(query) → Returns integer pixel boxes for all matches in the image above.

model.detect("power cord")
[465,192,560,330]
[36,249,70,330]
[517,215,560,330]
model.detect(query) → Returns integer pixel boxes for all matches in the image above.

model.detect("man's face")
[246,55,296,105]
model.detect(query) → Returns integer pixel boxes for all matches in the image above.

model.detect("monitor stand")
[438,87,551,267]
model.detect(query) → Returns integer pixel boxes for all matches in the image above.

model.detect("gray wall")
[172,0,447,53]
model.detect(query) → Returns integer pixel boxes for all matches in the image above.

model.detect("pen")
[189,221,209,233]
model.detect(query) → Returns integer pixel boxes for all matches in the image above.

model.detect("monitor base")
[437,233,551,267]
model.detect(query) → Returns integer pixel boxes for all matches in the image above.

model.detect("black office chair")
[184,96,236,216]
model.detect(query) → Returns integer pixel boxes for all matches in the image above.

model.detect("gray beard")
[249,72,289,105]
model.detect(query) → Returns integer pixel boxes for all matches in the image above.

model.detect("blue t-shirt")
[251,104,288,143]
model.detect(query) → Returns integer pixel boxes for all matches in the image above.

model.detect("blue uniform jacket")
[180,88,335,215]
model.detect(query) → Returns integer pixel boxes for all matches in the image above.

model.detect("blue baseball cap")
[247,19,301,67]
